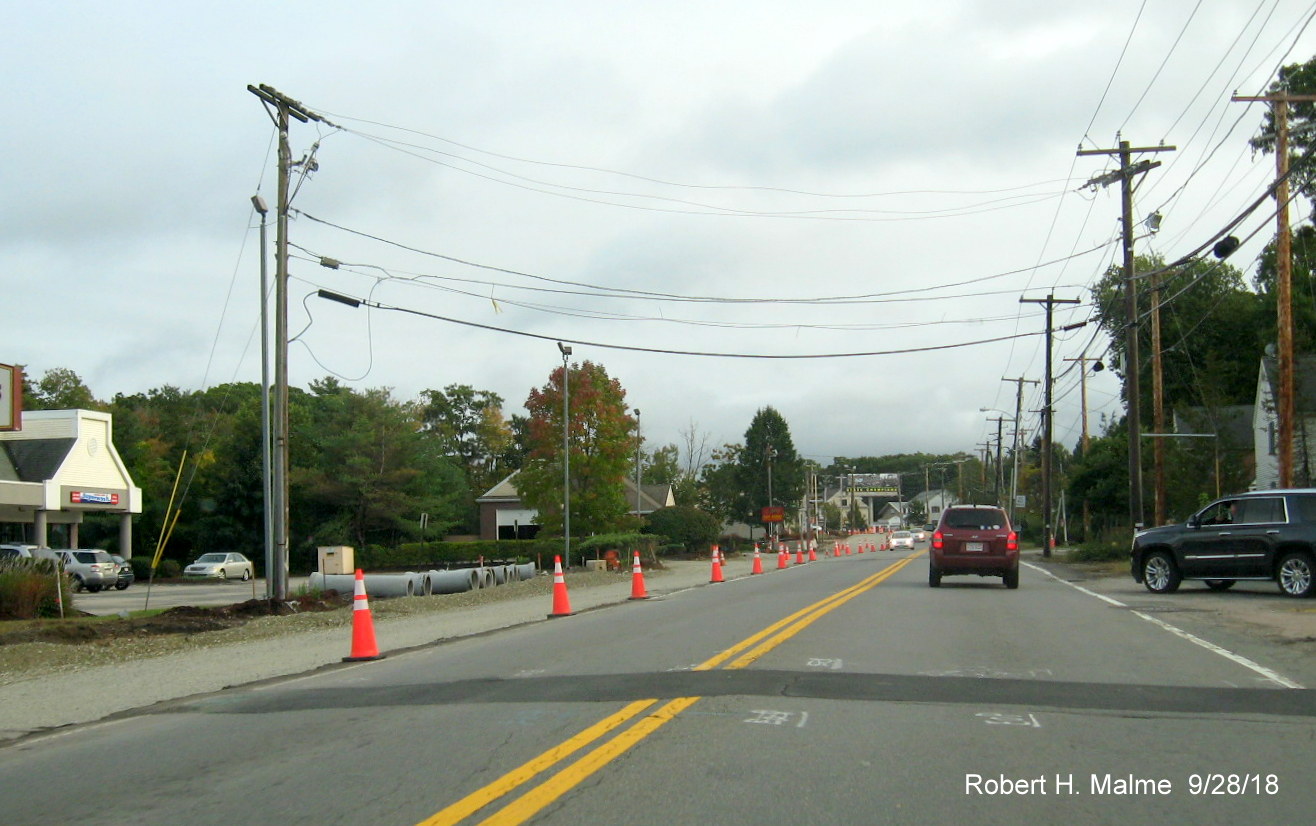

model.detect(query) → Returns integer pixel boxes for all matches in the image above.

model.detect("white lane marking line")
[1024,561,1304,690]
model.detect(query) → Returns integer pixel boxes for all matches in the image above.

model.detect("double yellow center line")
[419,552,923,825]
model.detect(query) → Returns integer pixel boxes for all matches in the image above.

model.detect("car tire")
[1003,568,1019,589]
[1276,551,1316,598]
[70,576,85,593]
[115,582,129,591]
[241,569,252,582]
[1204,579,1235,591]
[929,565,941,588]
[1142,550,1182,594]
[218,569,227,580]
[87,585,101,593]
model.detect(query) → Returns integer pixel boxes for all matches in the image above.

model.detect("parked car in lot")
[890,530,915,550]
[53,549,120,592]
[1131,489,1316,597]
[0,543,42,559]
[111,554,134,590]
[184,552,254,581]
[928,505,1019,589]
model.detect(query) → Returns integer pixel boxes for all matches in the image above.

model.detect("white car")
[889,530,915,550]
[184,552,255,581]
[912,528,927,541]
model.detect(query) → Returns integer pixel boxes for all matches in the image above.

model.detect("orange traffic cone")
[548,555,574,618]
[808,543,817,562]
[777,546,788,569]
[344,569,383,662]
[710,544,725,583]
[751,547,764,574]
[794,544,805,565]
[628,551,650,600]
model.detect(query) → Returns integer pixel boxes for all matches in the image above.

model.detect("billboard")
[0,363,20,432]
[848,473,900,494]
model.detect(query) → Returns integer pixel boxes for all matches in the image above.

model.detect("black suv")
[1131,489,1316,597]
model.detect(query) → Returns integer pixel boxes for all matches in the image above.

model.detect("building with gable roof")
[0,409,143,553]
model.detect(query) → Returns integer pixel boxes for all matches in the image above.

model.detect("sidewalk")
[0,557,740,743]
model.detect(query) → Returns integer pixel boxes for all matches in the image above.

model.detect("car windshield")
[893,531,911,538]
[943,510,1007,530]
[196,554,228,563]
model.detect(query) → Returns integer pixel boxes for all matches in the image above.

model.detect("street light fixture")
[558,343,572,567]
[251,194,275,599]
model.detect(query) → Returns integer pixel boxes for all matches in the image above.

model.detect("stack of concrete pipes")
[309,562,537,599]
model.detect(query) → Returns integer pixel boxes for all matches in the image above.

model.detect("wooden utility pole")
[1021,295,1081,557]
[1001,376,1039,526]
[247,85,335,601]
[1078,139,1175,529]
[1232,93,1316,487]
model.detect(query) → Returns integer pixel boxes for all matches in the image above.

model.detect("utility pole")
[1001,376,1039,526]
[1078,139,1174,529]
[986,417,1006,504]
[1020,295,1082,557]
[248,84,336,601]
[1064,354,1101,539]
[1232,93,1316,487]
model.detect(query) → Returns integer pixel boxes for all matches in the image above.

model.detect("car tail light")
[931,531,943,549]
[1006,531,1018,551]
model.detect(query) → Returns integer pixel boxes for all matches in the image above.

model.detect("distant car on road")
[928,505,1018,589]
[912,528,927,541]
[890,530,915,550]
[1131,489,1316,597]
[184,552,254,581]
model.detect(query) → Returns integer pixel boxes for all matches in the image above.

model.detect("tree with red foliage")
[518,360,636,538]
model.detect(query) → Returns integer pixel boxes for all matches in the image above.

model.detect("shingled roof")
[0,438,75,483]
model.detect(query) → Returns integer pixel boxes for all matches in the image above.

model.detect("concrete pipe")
[308,572,414,598]
[478,567,495,589]
[515,562,537,581]
[411,571,431,596]
[493,564,509,585]
[428,568,479,594]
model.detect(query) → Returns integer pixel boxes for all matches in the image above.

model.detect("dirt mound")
[0,592,351,646]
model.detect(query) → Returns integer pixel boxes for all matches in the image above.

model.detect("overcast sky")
[5,1,1315,469]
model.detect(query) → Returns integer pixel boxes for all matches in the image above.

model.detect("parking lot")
[71,578,310,616]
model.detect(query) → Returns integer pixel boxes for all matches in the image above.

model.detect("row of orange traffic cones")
[344,538,835,661]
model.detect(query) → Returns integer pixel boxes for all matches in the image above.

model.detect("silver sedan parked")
[184,552,255,581]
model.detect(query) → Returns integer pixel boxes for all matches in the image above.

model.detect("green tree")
[419,384,513,495]
[698,443,742,526]
[518,360,636,537]
[292,378,467,552]
[642,444,681,487]
[22,366,103,411]
[1091,253,1259,411]
[1249,56,1316,203]
[735,407,804,529]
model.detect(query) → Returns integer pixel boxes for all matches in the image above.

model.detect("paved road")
[4,549,1313,825]
[72,578,310,615]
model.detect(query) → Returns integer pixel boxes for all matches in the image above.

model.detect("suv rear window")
[71,551,113,564]
[1238,497,1285,524]
[1294,495,1316,523]
[942,508,1009,530]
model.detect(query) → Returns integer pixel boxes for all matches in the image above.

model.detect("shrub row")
[0,558,70,620]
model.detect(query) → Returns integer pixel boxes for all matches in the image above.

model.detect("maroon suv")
[928,505,1019,589]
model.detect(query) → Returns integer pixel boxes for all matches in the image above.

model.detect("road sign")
[761,506,785,523]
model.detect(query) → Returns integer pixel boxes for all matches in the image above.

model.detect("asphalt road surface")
[4,549,1313,825]
[72,578,308,615]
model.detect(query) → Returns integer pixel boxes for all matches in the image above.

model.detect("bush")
[645,506,721,552]
[157,559,182,578]
[1069,539,1130,562]
[0,558,69,619]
